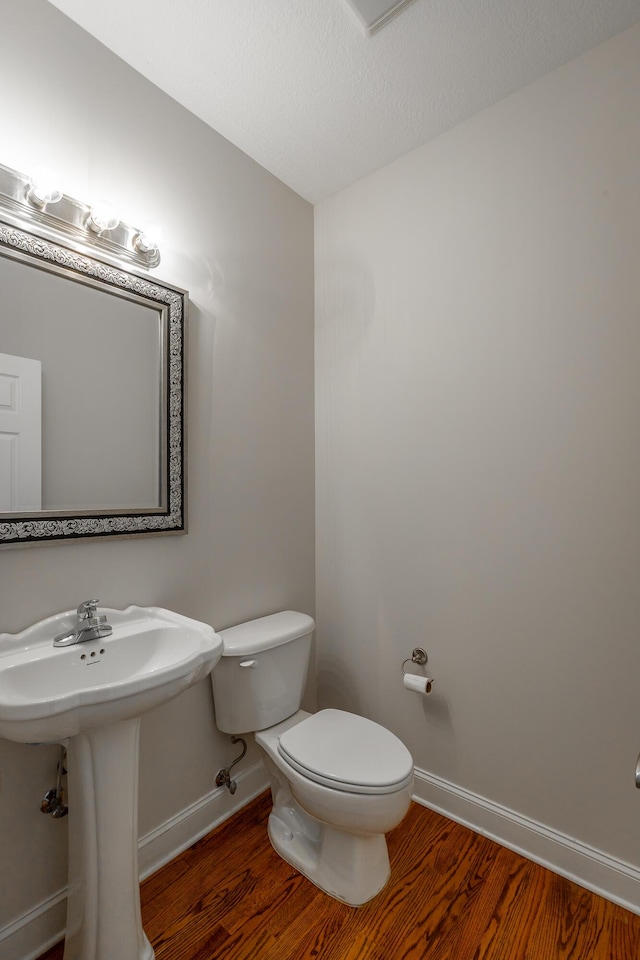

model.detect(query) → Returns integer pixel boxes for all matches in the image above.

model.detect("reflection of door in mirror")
[0,352,42,512]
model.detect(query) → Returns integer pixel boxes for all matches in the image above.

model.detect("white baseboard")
[413,766,640,916]
[0,760,269,960]
[138,759,268,880]
[0,889,67,960]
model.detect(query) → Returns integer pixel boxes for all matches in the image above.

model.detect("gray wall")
[0,0,314,942]
[315,23,640,877]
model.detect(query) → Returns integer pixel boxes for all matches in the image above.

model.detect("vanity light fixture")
[0,161,161,268]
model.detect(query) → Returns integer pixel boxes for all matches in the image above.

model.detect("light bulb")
[133,221,163,255]
[87,200,119,233]
[27,168,63,208]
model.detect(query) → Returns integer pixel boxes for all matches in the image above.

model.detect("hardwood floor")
[38,791,640,960]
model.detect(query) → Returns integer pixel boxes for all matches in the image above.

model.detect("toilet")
[211,611,414,906]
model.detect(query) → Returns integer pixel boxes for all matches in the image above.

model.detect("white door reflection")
[0,352,41,512]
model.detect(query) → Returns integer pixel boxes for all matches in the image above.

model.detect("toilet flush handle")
[239,659,257,668]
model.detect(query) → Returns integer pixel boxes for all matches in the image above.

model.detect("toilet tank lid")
[219,611,315,656]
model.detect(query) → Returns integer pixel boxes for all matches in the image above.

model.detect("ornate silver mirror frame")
[0,218,186,548]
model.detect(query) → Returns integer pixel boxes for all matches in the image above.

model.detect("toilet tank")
[211,611,315,734]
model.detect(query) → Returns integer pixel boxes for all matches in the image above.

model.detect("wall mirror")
[0,218,186,547]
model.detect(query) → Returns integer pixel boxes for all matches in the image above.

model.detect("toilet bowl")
[257,709,413,905]
[211,612,414,906]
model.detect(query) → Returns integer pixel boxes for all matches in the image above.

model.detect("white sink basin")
[0,605,222,743]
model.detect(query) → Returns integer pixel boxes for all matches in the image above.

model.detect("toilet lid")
[278,709,413,795]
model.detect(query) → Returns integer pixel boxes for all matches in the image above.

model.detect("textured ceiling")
[46,0,640,203]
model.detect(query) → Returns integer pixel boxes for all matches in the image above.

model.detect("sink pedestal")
[63,717,154,960]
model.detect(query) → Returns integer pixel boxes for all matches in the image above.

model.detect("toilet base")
[266,801,390,907]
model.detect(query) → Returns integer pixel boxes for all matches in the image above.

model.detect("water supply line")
[215,735,247,795]
[40,745,68,818]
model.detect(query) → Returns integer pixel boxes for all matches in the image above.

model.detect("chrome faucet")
[53,599,113,647]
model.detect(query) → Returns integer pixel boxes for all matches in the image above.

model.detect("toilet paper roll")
[403,673,433,695]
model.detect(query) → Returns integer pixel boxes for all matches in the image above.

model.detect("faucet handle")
[77,599,100,620]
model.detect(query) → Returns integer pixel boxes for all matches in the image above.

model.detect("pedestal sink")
[0,605,223,960]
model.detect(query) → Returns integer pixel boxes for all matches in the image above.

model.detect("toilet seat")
[278,708,413,796]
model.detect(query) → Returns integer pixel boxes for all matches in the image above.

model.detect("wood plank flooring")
[38,791,640,960]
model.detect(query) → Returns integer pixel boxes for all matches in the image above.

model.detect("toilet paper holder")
[401,648,428,675]
[401,648,434,695]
